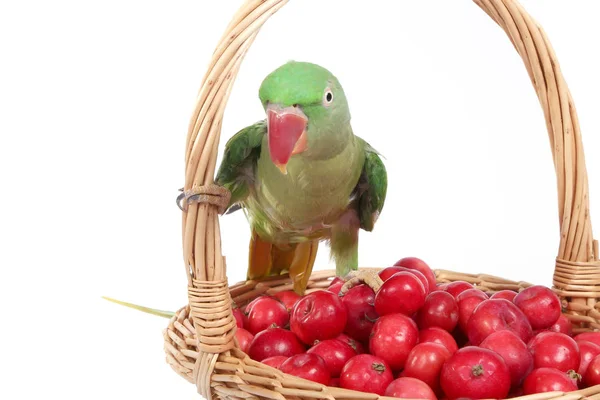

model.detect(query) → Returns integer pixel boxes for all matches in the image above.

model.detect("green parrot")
[215,61,387,294]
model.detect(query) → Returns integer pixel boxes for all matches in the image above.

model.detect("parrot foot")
[339,269,383,297]
[176,184,231,215]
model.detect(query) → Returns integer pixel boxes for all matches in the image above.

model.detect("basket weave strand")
[171,1,600,399]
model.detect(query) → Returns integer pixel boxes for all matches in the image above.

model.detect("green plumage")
[215,61,387,292]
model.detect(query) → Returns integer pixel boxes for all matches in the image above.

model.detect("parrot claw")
[175,185,231,214]
[339,269,383,296]
[176,191,186,211]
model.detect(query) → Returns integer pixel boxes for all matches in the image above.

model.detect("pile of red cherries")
[232,257,600,399]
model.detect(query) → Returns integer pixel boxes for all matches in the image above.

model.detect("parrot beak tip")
[276,164,288,175]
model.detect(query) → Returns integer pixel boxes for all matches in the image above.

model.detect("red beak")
[267,104,308,174]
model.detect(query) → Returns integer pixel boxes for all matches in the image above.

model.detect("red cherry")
[440,347,511,400]
[393,257,437,292]
[385,377,437,400]
[375,272,426,316]
[272,290,301,312]
[416,291,459,332]
[443,281,474,299]
[490,290,517,302]
[456,288,488,302]
[513,286,562,330]
[480,330,533,387]
[369,313,419,372]
[280,353,331,385]
[379,266,430,295]
[261,355,288,369]
[327,277,345,296]
[401,342,451,394]
[457,294,486,333]
[466,299,532,345]
[548,315,573,336]
[584,354,600,386]
[419,327,459,354]
[246,297,289,335]
[247,328,305,361]
[340,354,394,395]
[290,291,347,345]
[335,333,366,354]
[528,331,580,373]
[523,368,578,395]
[232,307,246,329]
[574,332,600,347]
[307,339,356,378]
[577,340,600,378]
[341,284,378,343]
[235,328,254,354]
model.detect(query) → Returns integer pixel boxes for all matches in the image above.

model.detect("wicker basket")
[164,1,600,399]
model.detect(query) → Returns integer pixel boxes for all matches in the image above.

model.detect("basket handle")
[181,0,598,397]
[472,1,600,316]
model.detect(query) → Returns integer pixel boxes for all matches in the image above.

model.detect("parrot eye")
[323,89,333,106]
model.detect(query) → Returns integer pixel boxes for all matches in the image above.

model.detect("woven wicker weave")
[167,1,600,399]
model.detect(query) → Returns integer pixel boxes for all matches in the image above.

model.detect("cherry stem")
[372,363,386,374]
[568,370,582,381]
[471,364,484,377]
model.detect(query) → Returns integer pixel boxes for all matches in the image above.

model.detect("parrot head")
[258,61,351,174]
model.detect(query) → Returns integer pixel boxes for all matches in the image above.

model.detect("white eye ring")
[323,89,333,106]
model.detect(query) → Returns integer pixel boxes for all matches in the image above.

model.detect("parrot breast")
[247,135,364,244]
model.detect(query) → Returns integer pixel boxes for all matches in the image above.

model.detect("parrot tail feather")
[330,209,360,278]
[331,242,359,278]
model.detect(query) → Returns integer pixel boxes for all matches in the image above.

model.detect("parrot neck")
[303,120,354,161]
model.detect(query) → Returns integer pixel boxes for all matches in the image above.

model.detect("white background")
[2,1,599,399]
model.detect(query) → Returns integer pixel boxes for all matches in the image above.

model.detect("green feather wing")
[215,120,266,212]
[356,139,388,231]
